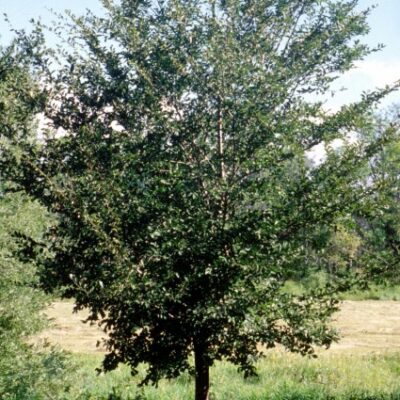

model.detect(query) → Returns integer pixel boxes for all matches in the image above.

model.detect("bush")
[0,192,71,399]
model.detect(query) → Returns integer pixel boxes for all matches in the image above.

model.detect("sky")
[1,0,400,110]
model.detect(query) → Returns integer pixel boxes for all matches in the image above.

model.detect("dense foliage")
[6,1,399,399]
[0,44,69,400]
[354,107,400,282]
[297,108,400,288]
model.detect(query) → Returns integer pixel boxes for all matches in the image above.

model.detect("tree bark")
[194,343,210,400]
[217,96,226,181]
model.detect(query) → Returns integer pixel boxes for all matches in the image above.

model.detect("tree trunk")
[194,343,210,400]
[217,95,226,181]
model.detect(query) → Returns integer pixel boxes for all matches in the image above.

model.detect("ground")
[39,300,400,354]
[330,301,400,353]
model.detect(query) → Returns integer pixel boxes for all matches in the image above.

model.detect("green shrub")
[0,192,72,399]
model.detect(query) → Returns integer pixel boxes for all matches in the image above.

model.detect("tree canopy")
[353,106,400,282]
[7,1,400,399]
[0,43,69,399]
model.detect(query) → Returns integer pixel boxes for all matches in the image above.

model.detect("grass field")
[36,299,400,399]
[62,351,400,400]
[40,300,400,354]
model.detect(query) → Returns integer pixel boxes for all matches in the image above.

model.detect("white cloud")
[322,59,400,112]
[306,131,359,167]
[347,60,400,88]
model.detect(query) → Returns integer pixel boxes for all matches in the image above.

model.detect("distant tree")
[10,1,399,399]
[353,106,400,282]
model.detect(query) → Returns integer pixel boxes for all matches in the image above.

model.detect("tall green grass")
[338,285,400,301]
[65,351,400,400]
[282,275,400,301]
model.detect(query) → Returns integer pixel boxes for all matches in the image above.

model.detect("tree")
[9,1,399,399]
[0,43,69,400]
[296,219,362,287]
[352,105,400,282]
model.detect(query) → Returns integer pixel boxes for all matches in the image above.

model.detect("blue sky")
[1,0,399,109]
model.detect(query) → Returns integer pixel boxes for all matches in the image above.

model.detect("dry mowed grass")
[38,301,106,353]
[330,301,400,353]
[39,300,400,354]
